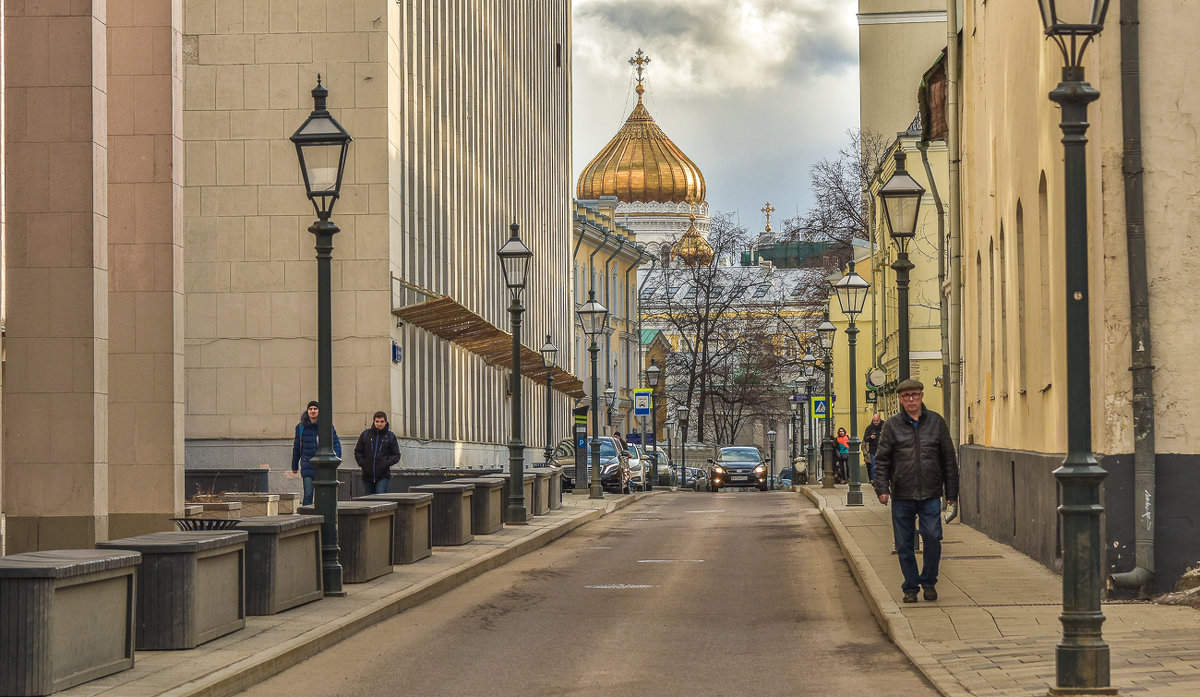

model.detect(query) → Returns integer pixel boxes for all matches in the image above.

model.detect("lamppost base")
[846,490,863,506]
[1048,689,1118,696]
[588,484,604,499]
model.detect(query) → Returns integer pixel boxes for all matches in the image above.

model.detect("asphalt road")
[236,491,939,697]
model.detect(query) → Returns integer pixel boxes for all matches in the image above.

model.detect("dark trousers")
[891,497,943,593]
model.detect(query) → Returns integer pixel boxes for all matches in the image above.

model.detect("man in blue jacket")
[291,400,342,505]
[354,411,401,494]
[872,379,959,604]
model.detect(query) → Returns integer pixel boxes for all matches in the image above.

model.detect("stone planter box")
[299,501,395,583]
[190,501,242,519]
[275,492,300,514]
[0,549,141,696]
[409,483,474,546]
[355,493,433,564]
[97,531,247,650]
[545,467,563,509]
[183,504,203,517]
[453,478,505,534]
[527,469,551,516]
[235,515,324,615]
[486,473,535,516]
[222,493,279,517]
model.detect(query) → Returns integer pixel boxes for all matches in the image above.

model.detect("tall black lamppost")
[879,151,925,383]
[802,350,818,482]
[290,77,352,596]
[817,315,837,489]
[540,336,558,465]
[497,224,534,524]
[676,405,690,489]
[576,291,609,499]
[645,359,661,490]
[789,398,799,467]
[766,429,777,490]
[1038,1,1114,693]
[665,417,676,486]
[832,266,871,507]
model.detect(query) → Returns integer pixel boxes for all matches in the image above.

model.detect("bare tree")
[783,128,888,269]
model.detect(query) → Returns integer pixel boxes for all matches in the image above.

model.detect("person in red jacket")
[354,411,401,494]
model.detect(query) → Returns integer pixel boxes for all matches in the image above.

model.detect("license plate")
[731,476,748,482]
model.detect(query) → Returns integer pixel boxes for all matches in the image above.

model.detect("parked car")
[627,444,647,490]
[706,446,768,492]
[643,446,672,486]
[550,436,631,493]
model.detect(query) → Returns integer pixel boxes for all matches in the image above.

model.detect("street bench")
[299,501,396,582]
[409,483,474,545]
[0,549,141,696]
[235,515,324,615]
[97,530,247,650]
[355,492,434,563]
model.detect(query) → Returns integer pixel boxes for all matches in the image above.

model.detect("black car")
[550,436,631,493]
[707,446,768,491]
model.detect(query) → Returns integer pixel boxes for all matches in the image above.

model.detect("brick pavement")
[804,486,1200,697]
[53,493,645,697]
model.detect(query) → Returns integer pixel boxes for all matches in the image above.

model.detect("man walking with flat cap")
[872,378,958,603]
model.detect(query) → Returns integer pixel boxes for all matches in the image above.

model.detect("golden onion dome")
[671,212,714,267]
[576,68,706,204]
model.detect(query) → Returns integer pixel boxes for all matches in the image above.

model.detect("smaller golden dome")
[671,211,714,267]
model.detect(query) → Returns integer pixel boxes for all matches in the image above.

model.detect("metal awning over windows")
[391,276,585,398]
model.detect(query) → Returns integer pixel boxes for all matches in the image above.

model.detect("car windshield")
[718,448,761,462]
[587,438,618,456]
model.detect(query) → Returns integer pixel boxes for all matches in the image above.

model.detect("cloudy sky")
[572,0,860,231]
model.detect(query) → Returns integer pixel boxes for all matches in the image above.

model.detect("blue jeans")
[365,477,390,494]
[891,497,943,593]
[302,476,315,506]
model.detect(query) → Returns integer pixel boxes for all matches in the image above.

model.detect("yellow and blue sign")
[812,396,828,420]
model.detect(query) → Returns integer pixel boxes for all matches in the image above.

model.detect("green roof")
[641,329,662,345]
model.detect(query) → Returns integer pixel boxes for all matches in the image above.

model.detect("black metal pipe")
[846,322,863,506]
[892,251,914,382]
[310,217,344,596]
[1109,0,1156,595]
[588,339,604,499]
[506,291,527,524]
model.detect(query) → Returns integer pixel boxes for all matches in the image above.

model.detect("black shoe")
[923,586,937,601]
[903,591,919,603]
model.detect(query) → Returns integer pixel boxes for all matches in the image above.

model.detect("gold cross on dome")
[628,48,651,97]
[761,202,775,232]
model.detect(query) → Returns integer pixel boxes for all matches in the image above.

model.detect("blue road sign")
[812,396,828,419]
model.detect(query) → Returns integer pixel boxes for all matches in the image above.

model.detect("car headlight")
[713,465,725,474]
[754,464,766,474]
[603,462,620,474]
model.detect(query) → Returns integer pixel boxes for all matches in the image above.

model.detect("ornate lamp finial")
[628,48,651,99]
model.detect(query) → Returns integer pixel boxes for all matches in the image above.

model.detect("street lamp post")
[817,315,837,489]
[1037,2,1114,693]
[497,224,534,524]
[766,429,777,490]
[832,266,871,507]
[789,399,799,468]
[676,405,690,490]
[802,351,818,482]
[665,418,676,486]
[645,359,661,491]
[576,291,609,499]
[290,77,352,596]
[879,150,925,383]
[540,336,558,465]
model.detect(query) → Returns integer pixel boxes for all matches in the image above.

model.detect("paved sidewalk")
[803,485,1200,697]
[57,492,649,697]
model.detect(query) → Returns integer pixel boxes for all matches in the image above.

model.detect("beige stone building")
[182,0,579,473]
[0,1,579,554]
[858,1,948,139]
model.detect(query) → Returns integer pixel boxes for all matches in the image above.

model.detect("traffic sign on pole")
[812,396,828,420]
[633,388,652,416]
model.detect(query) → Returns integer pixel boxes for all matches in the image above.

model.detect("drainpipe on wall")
[945,0,962,444]
[917,142,951,425]
[602,238,627,389]
[1109,0,1157,594]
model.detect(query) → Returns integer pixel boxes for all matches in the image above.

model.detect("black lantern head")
[802,350,818,377]
[291,76,352,220]
[817,319,837,351]
[675,404,689,425]
[879,150,924,250]
[497,222,533,301]
[832,265,871,319]
[1037,0,1111,67]
[576,290,609,337]
[540,335,558,368]
[646,359,661,388]
[604,385,617,409]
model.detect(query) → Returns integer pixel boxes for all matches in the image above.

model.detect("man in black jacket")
[872,379,958,604]
[354,411,401,495]
[862,412,884,482]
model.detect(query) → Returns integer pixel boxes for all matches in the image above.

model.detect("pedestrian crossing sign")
[812,396,828,419]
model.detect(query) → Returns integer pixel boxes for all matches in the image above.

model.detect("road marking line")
[585,584,654,589]
[589,546,612,549]
[685,510,725,513]
[637,559,705,563]
[631,517,662,521]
